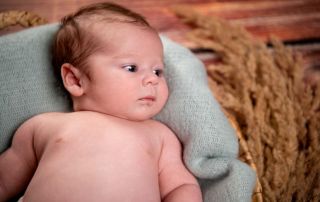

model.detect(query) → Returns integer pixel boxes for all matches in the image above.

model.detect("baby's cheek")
[162,83,169,101]
[159,92,168,108]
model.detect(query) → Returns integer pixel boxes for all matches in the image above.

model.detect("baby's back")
[23,111,163,202]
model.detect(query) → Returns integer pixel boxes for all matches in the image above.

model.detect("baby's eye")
[153,69,163,77]
[123,65,137,72]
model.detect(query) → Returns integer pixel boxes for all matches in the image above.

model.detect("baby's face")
[80,22,168,121]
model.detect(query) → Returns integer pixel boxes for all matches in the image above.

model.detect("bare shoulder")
[146,120,173,133]
[12,112,66,140]
[146,120,181,145]
[23,112,68,123]
[8,113,66,157]
[25,111,92,125]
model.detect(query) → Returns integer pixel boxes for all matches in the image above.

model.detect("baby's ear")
[61,63,84,97]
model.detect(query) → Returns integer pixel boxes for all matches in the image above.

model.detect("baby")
[0,2,202,202]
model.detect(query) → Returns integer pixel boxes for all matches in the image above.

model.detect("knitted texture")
[0,24,256,201]
[172,8,320,201]
[0,24,70,153]
[156,37,256,202]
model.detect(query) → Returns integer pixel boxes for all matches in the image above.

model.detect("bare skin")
[0,18,202,202]
[0,111,201,202]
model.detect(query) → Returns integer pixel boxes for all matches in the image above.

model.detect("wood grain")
[0,0,319,71]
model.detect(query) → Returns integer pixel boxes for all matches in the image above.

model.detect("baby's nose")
[142,72,159,86]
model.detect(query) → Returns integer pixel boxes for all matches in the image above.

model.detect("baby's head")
[52,2,168,121]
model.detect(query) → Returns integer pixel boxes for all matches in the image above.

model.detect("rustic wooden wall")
[1,0,319,81]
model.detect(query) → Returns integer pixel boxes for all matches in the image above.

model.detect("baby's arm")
[158,126,202,202]
[0,118,38,201]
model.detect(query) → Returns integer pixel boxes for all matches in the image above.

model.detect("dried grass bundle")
[173,6,320,202]
[0,10,47,30]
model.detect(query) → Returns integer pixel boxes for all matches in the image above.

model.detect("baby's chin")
[107,105,165,122]
[108,109,161,122]
[74,103,162,122]
[115,113,156,122]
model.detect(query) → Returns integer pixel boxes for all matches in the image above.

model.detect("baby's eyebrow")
[110,53,164,67]
[157,62,165,69]
[111,53,137,59]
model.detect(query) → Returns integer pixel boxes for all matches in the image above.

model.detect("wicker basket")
[226,113,263,202]
[0,10,262,202]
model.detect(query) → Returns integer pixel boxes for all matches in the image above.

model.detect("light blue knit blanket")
[0,24,256,201]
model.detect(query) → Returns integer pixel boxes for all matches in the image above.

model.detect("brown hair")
[52,2,150,83]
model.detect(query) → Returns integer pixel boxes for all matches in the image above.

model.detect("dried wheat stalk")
[173,6,320,202]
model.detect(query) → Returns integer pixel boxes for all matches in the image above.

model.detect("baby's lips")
[139,96,156,102]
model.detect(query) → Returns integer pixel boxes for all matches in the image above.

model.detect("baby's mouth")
[139,96,156,102]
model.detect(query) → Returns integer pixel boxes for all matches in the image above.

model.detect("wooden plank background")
[0,0,319,80]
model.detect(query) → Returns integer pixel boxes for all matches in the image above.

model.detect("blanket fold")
[0,24,256,201]
[156,36,256,202]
